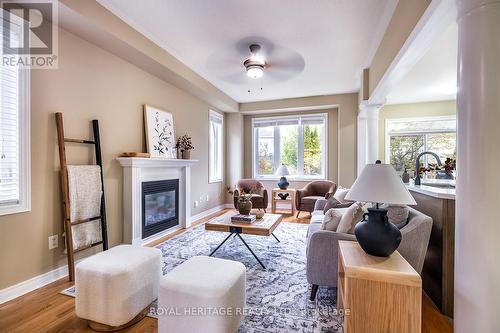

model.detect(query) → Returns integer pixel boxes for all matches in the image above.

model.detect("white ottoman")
[75,245,162,329]
[158,256,246,333]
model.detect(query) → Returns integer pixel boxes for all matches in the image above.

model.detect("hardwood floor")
[0,209,452,333]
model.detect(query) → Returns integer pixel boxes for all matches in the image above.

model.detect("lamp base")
[277,177,289,190]
[354,208,401,257]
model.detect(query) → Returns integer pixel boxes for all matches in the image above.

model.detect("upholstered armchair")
[233,179,268,212]
[295,180,337,217]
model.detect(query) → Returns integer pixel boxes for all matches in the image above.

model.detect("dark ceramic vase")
[277,177,289,190]
[354,208,401,257]
[238,200,252,215]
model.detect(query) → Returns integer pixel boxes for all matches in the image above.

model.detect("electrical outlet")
[48,235,58,250]
[206,195,209,202]
[194,200,199,208]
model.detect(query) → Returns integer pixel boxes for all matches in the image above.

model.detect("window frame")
[251,113,328,180]
[208,109,223,184]
[384,115,456,168]
[0,11,31,216]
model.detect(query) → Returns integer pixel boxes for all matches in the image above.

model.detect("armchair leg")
[296,211,300,218]
[310,284,319,301]
[264,209,266,213]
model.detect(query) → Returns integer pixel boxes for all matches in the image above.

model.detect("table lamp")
[275,164,290,189]
[345,163,417,257]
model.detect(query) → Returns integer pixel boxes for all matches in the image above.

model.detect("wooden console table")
[337,241,422,333]
[271,188,296,215]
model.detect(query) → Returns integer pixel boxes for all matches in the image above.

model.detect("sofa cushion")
[307,221,323,238]
[382,204,409,229]
[302,195,326,205]
[333,187,351,204]
[322,196,342,214]
[336,202,366,234]
[310,214,324,224]
[321,208,343,231]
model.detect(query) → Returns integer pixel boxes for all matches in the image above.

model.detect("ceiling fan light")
[247,65,263,79]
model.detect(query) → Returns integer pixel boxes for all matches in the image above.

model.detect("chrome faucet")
[414,151,442,185]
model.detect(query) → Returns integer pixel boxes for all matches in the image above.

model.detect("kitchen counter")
[406,180,456,200]
[406,179,456,317]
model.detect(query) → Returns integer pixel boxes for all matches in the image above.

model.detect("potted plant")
[437,158,456,180]
[237,190,253,215]
[176,135,194,159]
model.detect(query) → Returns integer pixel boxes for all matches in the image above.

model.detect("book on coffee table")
[231,214,256,223]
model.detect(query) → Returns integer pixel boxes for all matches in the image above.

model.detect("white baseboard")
[0,204,234,305]
[190,204,233,222]
[0,263,69,305]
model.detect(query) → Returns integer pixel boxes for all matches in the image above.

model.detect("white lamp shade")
[345,164,417,205]
[275,164,290,177]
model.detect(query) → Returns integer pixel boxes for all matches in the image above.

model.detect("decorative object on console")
[251,209,265,219]
[176,134,194,159]
[143,104,176,158]
[237,191,253,215]
[119,152,151,158]
[275,164,290,189]
[437,157,455,180]
[345,163,417,257]
[231,214,256,223]
[277,193,289,200]
[402,168,410,184]
[233,179,268,212]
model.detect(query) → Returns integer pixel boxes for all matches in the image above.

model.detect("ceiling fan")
[206,37,305,85]
[243,44,266,79]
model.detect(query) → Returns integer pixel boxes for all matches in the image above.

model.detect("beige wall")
[0,27,226,289]
[378,100,456,162]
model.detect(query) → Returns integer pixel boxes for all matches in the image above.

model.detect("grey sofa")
[306,199,433,300]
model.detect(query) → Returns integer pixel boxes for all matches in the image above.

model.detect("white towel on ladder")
[67,165,103,251]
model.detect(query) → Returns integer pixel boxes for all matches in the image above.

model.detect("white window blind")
[0,11,30,215]
[209,110,223,183]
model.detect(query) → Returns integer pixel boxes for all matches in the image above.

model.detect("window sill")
[0,203,31,216]
[253,176,327,182]
[209,179,223,184]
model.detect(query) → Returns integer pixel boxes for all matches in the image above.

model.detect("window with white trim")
[209,110,223,183]
[252,114,327,179]
[385,116,456,173]
[0,11,30,216]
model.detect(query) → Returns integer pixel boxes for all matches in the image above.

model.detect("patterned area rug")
[62,221,344,332]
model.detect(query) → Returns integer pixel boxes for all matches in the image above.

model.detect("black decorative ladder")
[55,112,108,282]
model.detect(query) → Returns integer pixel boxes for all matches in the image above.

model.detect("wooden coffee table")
[204,212,283,269]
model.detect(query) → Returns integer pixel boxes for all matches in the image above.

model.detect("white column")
[454,1,500,331]
[357,102,382,175]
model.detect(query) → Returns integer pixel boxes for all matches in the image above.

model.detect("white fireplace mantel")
[117,157,199,245]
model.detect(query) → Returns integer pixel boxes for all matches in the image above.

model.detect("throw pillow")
[336,202,367,234]
[323,196,342,214]
[321,208,343,231]
[333,187,351,204]
[382,204,409,229]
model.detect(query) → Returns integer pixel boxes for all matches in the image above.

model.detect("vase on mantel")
[182,150,191,159]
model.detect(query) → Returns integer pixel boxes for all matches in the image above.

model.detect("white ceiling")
[97,0,397,103]
[386,23,458,105]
